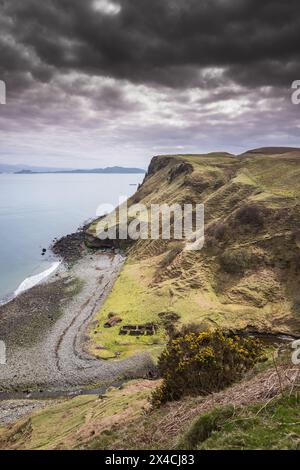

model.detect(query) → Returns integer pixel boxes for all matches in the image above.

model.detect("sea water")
[0,173,143,303]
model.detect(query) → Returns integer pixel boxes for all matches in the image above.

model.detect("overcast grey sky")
[0,0,300,169]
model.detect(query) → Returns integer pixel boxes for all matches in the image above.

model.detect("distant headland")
[0,163,146,174]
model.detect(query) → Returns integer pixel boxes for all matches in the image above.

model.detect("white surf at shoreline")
[13,261,62,297]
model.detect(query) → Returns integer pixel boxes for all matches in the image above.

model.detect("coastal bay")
[0,246,154,395]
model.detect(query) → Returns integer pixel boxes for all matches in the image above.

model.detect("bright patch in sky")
[92,0,121,15]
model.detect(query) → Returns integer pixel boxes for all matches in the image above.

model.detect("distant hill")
[0,164,145,174]
[15,167,145,174]
[0,163,72,173]
[242,146,300,155]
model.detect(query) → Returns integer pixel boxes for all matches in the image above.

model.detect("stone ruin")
[119,323,157,336]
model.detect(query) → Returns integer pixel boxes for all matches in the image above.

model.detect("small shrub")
[151,330,264,407]
[213,222,228,241]
[220,248,253,274]
[235,204,266,229]
[178,322,209,337]
[219,247,266,274]
[158,312,181,323]
[206,222,228,247]
[159,311,181,338]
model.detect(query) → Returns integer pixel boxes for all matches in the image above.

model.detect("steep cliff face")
[88,148,300,360]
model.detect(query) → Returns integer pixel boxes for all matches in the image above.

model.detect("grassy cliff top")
[87,147,300,360]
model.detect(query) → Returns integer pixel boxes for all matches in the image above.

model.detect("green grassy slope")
[178,394,300,450]
[87,148,300,360]
[0,381,157,450]
[2,367,298,450]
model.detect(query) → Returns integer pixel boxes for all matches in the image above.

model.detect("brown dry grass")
[115,361,300,450]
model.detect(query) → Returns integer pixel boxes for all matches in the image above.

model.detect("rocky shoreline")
[0,226,155,424]
[51,221,93,263]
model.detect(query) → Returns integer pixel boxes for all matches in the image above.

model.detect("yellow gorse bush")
[151,330,264,407]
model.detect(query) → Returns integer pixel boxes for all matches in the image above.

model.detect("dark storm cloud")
[1,0,300,168]
[1,0,300,90]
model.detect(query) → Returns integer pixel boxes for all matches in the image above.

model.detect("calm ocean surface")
[0,173,143,302]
